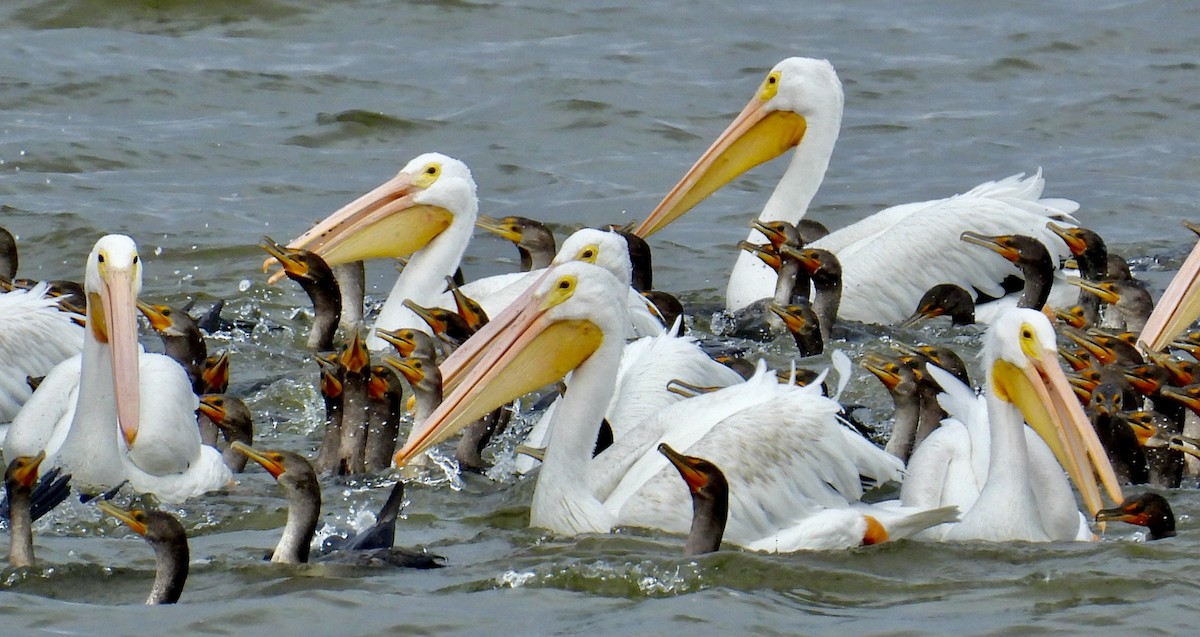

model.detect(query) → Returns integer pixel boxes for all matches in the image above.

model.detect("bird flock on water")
[0,57,1194,605]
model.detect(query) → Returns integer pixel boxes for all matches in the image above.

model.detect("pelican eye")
[577,246,598,263]
[558,279,571,290]
[97,253,106,263]
[414,162,442,188]
[132,511,147,524]
[132,255,139,264]
[759,71,782,101]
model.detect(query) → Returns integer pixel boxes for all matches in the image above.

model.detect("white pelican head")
[553,228,633,287]
[984,308,1123,516]
[635,57,843,237]
[394,260,627,466]
[85,234,143,449]
[265,152,477,281]
[435,227,636,394]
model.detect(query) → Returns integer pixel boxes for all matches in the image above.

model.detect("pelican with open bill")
[262,153,478,349]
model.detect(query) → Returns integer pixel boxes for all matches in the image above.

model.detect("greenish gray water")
[2,0,1198,635]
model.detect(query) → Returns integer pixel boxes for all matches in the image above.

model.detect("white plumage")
[0,282,83,422]
[3,235,229,503]
[271,156,663,352]
[396,261,956,551]
[636,57,1078,324]
[900,308,1122,541]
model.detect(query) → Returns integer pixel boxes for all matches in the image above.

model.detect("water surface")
[1,1,1198,635]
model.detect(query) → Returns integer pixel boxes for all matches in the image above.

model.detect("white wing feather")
[727,171,1080,323]
[0,283,83,421]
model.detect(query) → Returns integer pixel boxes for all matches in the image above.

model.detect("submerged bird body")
[234,443,442,568]
[99,502,190,605]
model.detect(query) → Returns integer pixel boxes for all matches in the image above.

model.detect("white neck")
[58,329,126,488]
[368,206,476,349]
[759,108,841,223]
[727,105,842,310]
[529,332,623,535]
[951,371,1046,541]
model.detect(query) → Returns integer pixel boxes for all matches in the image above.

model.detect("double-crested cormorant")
[901,284,976,327]
[336,331,372,475]
[313,351,345,474]
[233,443,442,568]
[476,215,556,272]
[863,353,922,462]
[137,301,208,394]
[98,502,190,605]
[364,364,403,473]
[5,453,46,568]
[445,275,489,333]
[960,232,1060,317]
[778,245,841,344]
[1069,279,1154,334]
[1048,222,1109,325]
[259,237,342,351]
[769,302,822,357]
[659,443,726,555]
[1095,493,1176,540]
[197,394,254,473]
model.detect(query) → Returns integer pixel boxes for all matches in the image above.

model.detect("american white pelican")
[97,501,190,605]
[514,317,745,478]
[265,155,663,351]
[3,235,230,502]
[900,308,1124,541]
[265,153,479,350]
[395,261,955,550]
[634,57,1078,324]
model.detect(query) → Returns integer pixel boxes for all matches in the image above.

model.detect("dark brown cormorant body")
[234,443,443,568]
[260,237,343,351]
[99,502,190,604]
[197,394,255,473]
[659,443,727,555]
